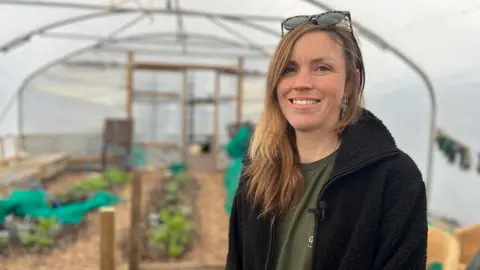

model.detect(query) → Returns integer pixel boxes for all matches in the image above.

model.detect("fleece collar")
[333,109,399,176]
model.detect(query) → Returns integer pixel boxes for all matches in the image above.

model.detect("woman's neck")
[296,128,340,164]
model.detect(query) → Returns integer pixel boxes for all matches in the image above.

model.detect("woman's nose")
[293,69,314,90]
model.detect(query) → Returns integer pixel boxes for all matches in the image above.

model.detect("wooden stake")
[129,172,142,270]
[100,207,116,270]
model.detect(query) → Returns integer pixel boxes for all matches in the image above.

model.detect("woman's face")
[276,31,347,133]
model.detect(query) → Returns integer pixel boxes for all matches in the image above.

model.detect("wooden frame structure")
[5,51,246,171]
[125,52,245,171]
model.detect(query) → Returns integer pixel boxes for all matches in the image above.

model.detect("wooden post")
[213,71,220,170]
[126,51,134,120]
[0,136,4,158]
[181,71,189,162]
[236,57,244,124]
[100,207,116,270]
[129,171,142,270]
[13,135,21,160]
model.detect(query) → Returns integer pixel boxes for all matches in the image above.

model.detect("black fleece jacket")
[226,109,428,270]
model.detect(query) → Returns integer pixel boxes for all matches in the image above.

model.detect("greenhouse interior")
[0,0,479,269]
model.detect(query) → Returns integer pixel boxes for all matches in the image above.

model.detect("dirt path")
[179,172,229,264]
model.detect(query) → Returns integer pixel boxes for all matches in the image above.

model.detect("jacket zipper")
[309,150,399,270]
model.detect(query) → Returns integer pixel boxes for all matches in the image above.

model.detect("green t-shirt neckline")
[273,150,338,270]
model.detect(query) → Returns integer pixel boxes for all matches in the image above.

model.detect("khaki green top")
[273,150,338,270]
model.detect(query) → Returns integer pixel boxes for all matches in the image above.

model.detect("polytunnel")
[0,0,479,227]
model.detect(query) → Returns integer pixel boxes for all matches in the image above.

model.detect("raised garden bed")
[0,215,86,257]
[0,167,129,257]
[49,167,130,207]
[120,172,199,261]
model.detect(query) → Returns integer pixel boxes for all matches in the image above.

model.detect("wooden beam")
[135,141,179,149]
[181,71,189,162]
[213,71,220,171]
[14,136,21,160]
[68,155,124,164]
[236,57,244,123]
[186,96,236,104]
[134,91,180,99]
[126,51,134,119]
[0,136,4,158]
[134,62,238,74]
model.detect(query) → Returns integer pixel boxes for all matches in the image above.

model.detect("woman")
[226,11,427,270]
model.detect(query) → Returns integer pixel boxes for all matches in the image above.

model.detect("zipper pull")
[307,201,327,221]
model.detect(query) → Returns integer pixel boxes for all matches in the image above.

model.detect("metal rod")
[0,1,284,51]
[0,0,284,21]
[207,16,270,56]
[1,10,151,137]
[40,31,277,50]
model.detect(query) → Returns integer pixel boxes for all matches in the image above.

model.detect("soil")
[134,173,199,261]
[168,172,229,264]
[1,171,230,270]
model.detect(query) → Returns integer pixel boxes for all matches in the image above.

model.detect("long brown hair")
[245,22,366,216]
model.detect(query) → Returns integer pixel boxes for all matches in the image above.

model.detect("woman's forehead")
[289,31,344,62]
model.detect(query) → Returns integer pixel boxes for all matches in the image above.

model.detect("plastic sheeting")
[0,0,479,224]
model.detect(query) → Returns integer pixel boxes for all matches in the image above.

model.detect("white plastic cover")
[0,0,479,223]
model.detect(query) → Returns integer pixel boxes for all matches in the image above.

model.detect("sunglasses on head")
[280,11,365,93]
[281,11,352,37]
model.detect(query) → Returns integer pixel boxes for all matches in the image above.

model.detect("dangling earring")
[340,99,349,119]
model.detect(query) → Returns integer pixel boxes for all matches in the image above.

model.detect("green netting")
[224,125,252,215]
[427,262,443,270]
[0,189,124,225]
[130,144,147,168]
[226,125,252,159]
[224,158,243,215]
[169,161,187,176]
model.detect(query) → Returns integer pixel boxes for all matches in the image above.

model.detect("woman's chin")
[289,121,322,133]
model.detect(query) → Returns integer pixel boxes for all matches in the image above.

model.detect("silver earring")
[340,100,349,119]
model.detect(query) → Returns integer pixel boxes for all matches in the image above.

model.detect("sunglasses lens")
[283,16,310,30]
[316,13,346,26]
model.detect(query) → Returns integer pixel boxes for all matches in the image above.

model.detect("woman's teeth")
[291,99,319,105]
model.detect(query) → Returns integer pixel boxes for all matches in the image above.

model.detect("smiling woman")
[277,30,353,135]
[226,11,428,270]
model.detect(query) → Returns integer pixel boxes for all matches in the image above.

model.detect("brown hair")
[245,22,365,216]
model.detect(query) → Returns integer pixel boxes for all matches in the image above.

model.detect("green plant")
[19,217,60,247]
[67,181,90,194]
[84,175,109,191]
[173,173,190,185]
[0,233,8,245]
[104,167,129,185]
[0,237,7,245]
[149,209,194,258]
[163,180,179,206]
[55,183,91,205]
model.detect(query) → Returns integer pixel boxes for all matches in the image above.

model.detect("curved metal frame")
[0,1,283,51]
[0,0,436,203]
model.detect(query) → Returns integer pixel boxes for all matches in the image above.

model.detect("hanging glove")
[435,130,446,150]
[477,153,480,175]
[458,146,472,170]
[442,138,456,163]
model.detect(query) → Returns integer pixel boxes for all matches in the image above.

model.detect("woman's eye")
[283,66,296,74]
[315,65,330,72]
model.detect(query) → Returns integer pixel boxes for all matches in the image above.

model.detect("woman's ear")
[345,69,361,96]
